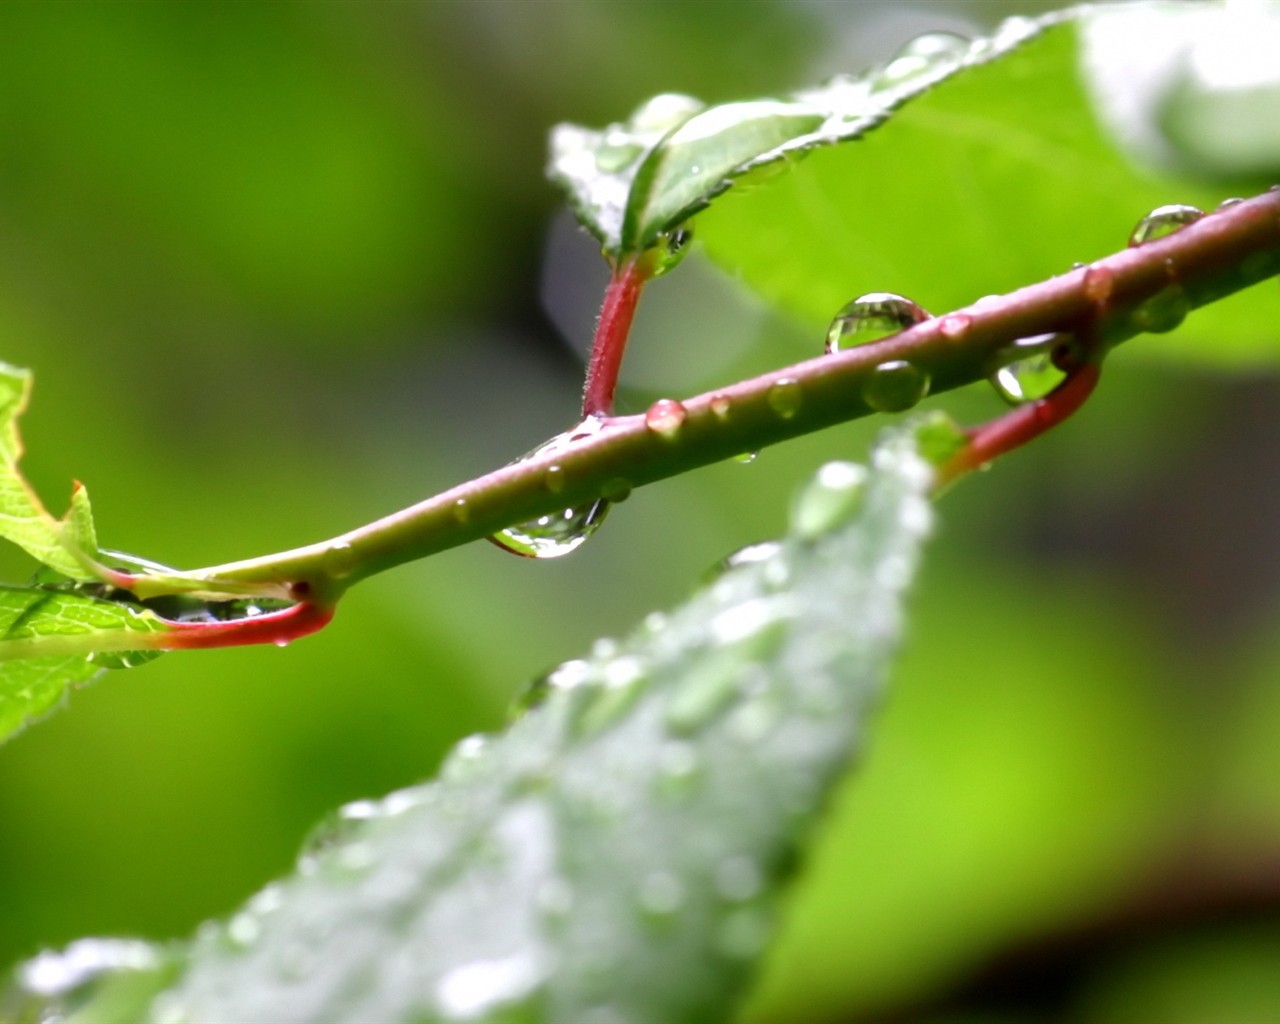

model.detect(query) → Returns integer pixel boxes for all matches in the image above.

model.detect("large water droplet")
[862,359,930,413]
[1129,203,1204,246]
[644,398,687,439]
[873,31,969,90]
[766,377,803,419]
[989,333,1071,404]
[791,461,868,540]
[491,417,611,559]
[650,224,693,278]
[1129,284,1191,334]
[826,292,930,352]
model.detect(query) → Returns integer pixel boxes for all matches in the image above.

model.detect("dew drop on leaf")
[644,398,687,439]
[636,871,685,928]
[825,292,930,353]
[509,658,594,719]
[861,359,930,413]
[766,377,803,419]
[1128,203,1204,246]
[790,461,868,540]
[872,31,969,91]
[735,451,757,465]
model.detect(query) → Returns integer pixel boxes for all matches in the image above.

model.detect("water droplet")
[274,639,290,649]
[735,451,757,465]
[17,939,160,1003]
[650,225,693,278]
[510,658,593,718]
[1082,265,1114,305]
[452,498,470,524]
[766,377,803,419]
[637,871,685,927]
[873,31,969,91]
[543,465,566,494]
[861,359,929,413]
[1217,196,1245,210]
[938,312,971,341]
[441,733,491,781]
[714,855,764,902]
[574,655,648,737]
[491,417,611,559]
[226,911,261,950]
[705,540,782,582]
[716,907,772,960]
[644,398,687,439]
[709,393,732,419]
[492,501,610,559]
[989,332,1071,404]
[791,461,869,540]
[435,954,543,1021]
[654,741,702,801]
[1129,203,1204,246]
[825,292,930,352]
[1129,284,1191,334]
[323,540,356,579]
[92,649,162,670]
[629,92,704,134]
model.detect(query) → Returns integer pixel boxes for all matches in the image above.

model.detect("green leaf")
[22,422,935,1024]
[548,18,1045,258]
[0,587,170,745]
[557,3,1280,364]
[0,362,100,579]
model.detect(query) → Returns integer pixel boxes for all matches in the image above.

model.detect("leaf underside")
[6,423,936,1024]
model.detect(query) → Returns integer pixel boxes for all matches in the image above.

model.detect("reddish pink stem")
[160,600,334,651]
[582,258,649,417]
[939,362,1101,487]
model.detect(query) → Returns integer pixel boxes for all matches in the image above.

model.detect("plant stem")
[162,188,1280,604]
[582,257,649,417]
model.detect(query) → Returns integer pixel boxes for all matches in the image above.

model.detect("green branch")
[176,189,1280,605]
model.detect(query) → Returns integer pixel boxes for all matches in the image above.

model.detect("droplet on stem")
[766,377,803,419]
[490,417,611,559]
[861,360,930,413]
[1129,204,1204,246]
[825,292,930,353]
[644,398,687,439]
[989,332,1072,404]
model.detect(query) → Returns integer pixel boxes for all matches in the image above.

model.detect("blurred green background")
[2,3,1279,1022]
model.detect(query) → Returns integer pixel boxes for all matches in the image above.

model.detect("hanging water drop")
[861,359,929,413]
[1129,203,1204,246]
[873,31,969,91]
[650,224,694,278]
[825,292,930,353]
[1129,284,1191,334]
[989,332,1071,404]
[766,377,803,419]
[490,417,611,559]
[644,398,687,439]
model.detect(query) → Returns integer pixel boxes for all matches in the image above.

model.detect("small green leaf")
[0,587,171,745]
[548,18,1045,258]
[0,362,99,579]
[31,423,935,1024]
